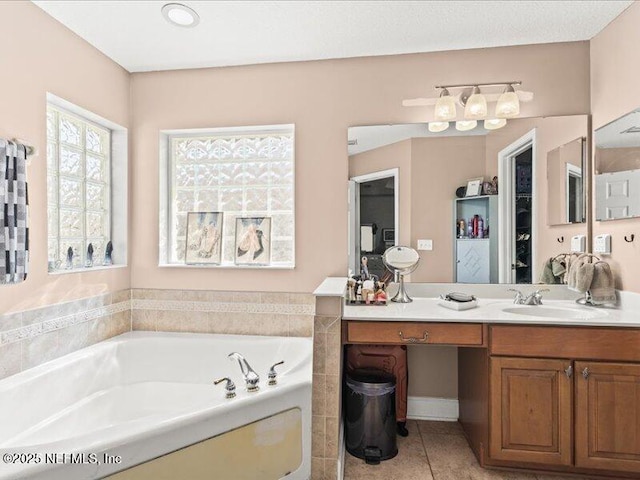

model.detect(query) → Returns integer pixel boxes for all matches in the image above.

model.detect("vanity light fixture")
[495,84,520,118]
[428,121,450,133]
[464,86,488,120]
[456,120,477,132]
[484,118,507,130]
[161,3,200,28]
[434,88,457,121]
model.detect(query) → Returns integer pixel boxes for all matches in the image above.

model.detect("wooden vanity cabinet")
[575,361,640,473]
[489,356,573,466]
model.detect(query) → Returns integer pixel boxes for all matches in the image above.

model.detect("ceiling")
[33,1,632,73]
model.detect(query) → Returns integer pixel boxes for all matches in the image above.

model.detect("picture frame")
[235,217,271,265]
[185,212,223,264]
[465,177,484,197]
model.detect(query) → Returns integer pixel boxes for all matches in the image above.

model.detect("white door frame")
[566,163,583,222]
[348,168,399,275]
[498,129,537,283]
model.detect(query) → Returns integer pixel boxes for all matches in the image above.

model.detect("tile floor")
[344,420,598,480]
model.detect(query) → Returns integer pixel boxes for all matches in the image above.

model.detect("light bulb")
[484,118,507,130]
[455,120,477,132]
[428,121,449,133]
[434,88,456,121]
[464,86,487,119]
[495,84,520,118]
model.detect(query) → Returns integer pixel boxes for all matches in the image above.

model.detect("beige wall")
[0,2,130,314]
[131,41,590,292]
[591,2,640,292]
[595,146,640,174]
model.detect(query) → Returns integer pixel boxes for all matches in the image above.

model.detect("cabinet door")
[489,357,573,466]
[575,361,640,473]
[456,239,490,283]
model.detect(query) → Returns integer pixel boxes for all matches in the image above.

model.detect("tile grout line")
[416,421,437,480]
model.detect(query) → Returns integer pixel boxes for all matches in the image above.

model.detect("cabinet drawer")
[490,325,640,362]
[346,321,483,346]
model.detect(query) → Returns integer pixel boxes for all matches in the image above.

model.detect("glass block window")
[166,126,295,266]
[47,105,111,270]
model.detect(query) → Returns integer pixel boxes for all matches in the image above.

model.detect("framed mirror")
[348,115,590,285]
[594,109,640,221]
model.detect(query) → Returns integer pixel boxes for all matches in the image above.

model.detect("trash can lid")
[347,368,396,388]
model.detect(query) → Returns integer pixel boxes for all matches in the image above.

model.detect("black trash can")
[344,368,398,464]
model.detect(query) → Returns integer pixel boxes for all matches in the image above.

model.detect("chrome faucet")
[509,288,549,305]
[228,352,260,392]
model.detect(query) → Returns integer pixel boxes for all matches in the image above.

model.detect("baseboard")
[406,396,459,421]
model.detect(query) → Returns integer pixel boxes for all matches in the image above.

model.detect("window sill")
[158,263,295,270]
[48,264,127,275]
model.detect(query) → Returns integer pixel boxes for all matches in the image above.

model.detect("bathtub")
[0,331,312,480]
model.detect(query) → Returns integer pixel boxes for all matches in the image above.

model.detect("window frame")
[159,124,296,269]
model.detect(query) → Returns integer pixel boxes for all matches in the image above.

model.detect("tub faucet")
[228,352,260,392]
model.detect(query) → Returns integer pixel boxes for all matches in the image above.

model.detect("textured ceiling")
[33,0,632,72]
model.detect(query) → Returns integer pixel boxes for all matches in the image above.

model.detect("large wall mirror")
[595,109,640,221]
[348,115,590,285]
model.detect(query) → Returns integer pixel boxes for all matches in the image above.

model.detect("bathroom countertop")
[342,298,640,328]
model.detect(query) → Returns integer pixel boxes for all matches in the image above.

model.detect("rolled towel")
[589,262,617,305]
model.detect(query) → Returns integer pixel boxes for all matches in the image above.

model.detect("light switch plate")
[570,235,586,253]
[417,239,433,251]
[594,234,612,255]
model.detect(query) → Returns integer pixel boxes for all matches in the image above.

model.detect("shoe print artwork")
[185,212,223,264]
[235,217,271,265]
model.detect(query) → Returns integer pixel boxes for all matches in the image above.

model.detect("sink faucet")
[228,352,260,392]
[509,288,550,305]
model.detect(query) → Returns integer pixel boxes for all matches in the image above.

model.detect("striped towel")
[0,139,29,284]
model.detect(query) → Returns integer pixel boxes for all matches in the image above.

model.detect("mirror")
[348,115,590,284]
[594,109,640,221]
[382,246,420,302]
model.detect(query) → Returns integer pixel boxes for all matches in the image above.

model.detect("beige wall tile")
[89,316,114,344]
[325,417,339,459]
[313,332,326,374]
[0,312,23,332]
[260,292,290,304]
[233,292,257,303]
[288,315,313,337]
[21,305,52,326]
[58,322,90,356]
[180,312,211,333]
[111,289,131,304]
[325,333,341,375]
[0,341,21,379]
[325,374,340,419]
[181,290,218,302]
[312,415,326,458]
[289,293,315,305]
[324,458,338,480]
[22,330,58,370]
[131,309,156,331]
[311,456,325,480]
[112,310,131,336]
[312,374,326,416]
[155,310,183,332]
[315,297,342,316]
[132,289,181,300]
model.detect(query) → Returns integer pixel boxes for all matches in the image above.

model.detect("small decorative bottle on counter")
[467,219,474,238]
[477,217,484,238]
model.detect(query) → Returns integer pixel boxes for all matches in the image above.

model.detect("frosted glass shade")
[428,121,449,133]
[434,89,457,121]
[464,87,487,119]
[484,118,507,130]
[455,120,477,132]
[495,86,520,118]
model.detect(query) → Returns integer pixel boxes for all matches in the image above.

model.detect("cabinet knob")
[582,367,590,379]
[564,365,573,378]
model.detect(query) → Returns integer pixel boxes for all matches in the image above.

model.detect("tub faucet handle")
[213,377,236,399]
[268,361,285,386]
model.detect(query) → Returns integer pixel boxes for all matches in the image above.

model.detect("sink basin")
[501,305,606,320]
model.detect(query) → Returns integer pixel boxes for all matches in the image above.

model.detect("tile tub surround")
[0,289,131,380]
[130,289,315,337]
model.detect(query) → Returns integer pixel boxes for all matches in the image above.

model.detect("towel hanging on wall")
[0,139,29,284]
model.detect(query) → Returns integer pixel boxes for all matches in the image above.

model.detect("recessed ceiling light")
[161,3,200,28]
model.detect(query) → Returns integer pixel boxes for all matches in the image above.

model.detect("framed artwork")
[465,177,484,197]
[185,212,223,264]
[235,217,271,265]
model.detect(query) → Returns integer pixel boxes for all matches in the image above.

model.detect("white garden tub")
[0,332,312,479]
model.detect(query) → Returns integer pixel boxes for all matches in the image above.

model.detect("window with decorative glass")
[47,105,111,270]
[164,125,295,267]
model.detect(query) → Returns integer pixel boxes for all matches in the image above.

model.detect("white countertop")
[343,298,640,328]
[313,277,347,297]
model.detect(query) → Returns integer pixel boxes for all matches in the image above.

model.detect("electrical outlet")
[417,239,433,251]
[594,234,611,255]
[570,235,586,253]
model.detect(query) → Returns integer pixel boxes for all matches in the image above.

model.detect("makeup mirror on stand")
[383,246,420,303]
